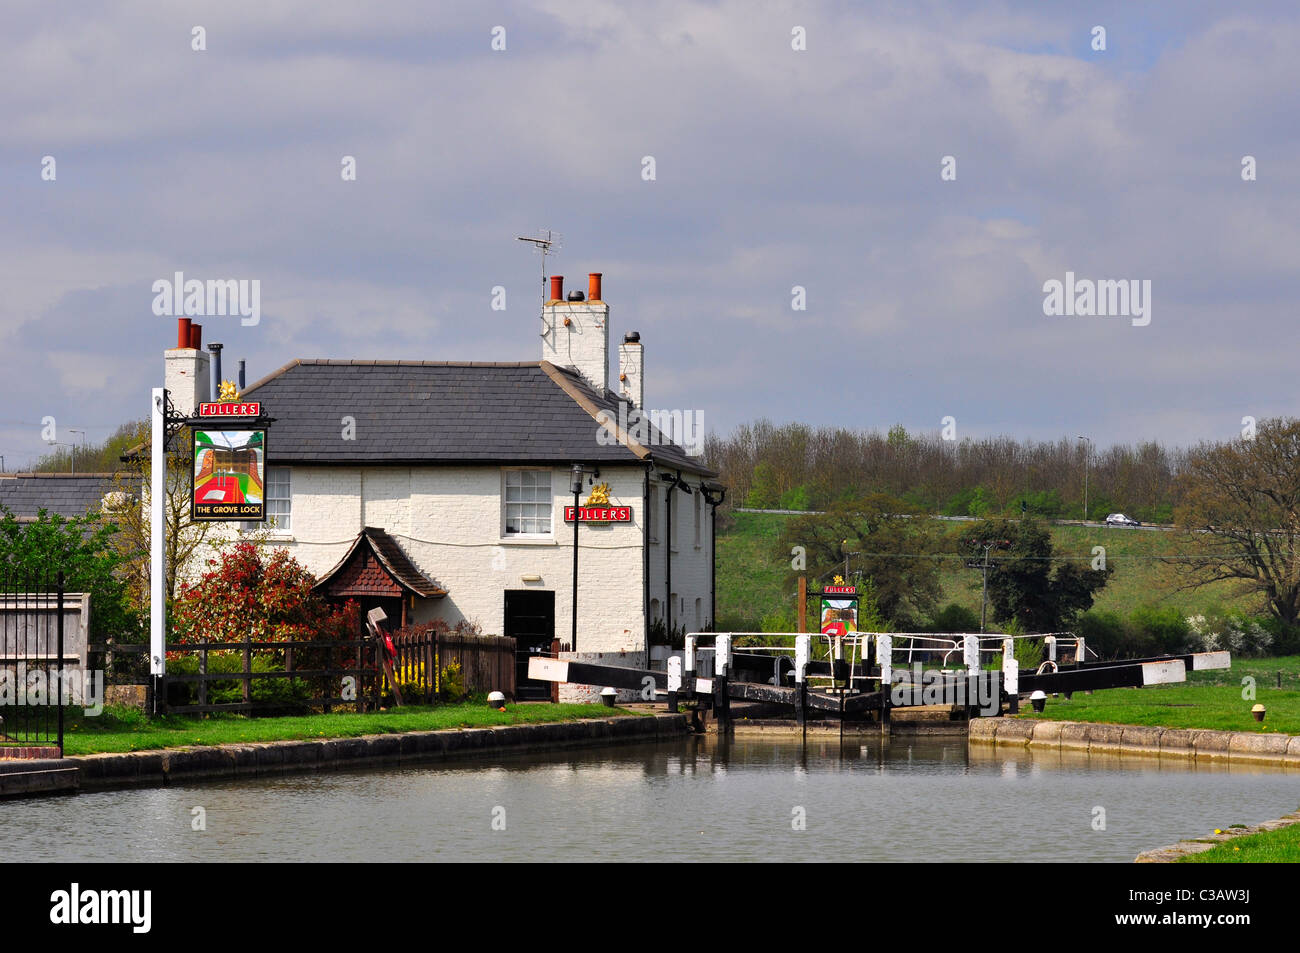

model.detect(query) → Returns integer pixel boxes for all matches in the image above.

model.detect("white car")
[1104,513,1140,527]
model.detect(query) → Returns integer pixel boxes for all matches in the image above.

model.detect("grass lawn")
[1016,656,1300,733]
[58,702,640,756]
[716,512,1255,631]
[1178,820,1300,863]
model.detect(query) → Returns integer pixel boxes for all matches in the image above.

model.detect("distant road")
[734,507,1177,532]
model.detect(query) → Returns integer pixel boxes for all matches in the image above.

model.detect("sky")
[3,0,1299,470]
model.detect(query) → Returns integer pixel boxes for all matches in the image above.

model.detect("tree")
[1171,417,1300,625]
[779,493,942,626]
[171,541,357,646]
[0,505,137,642]
[961,518,1111,632]
[107,423,267,615]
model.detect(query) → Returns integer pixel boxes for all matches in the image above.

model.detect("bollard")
[667,656,682,713]
[877,634,893,730]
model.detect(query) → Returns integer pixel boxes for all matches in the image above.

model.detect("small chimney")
[238,359,246,390]
[550,275,564,302]
[177,317,192,348]
[588,273,602,302]
[618,330,644,409]
[189,322,202,350]
[207,343,224,402]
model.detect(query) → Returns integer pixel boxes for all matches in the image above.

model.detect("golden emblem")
[833,575,846,586]
[585,482,612,506]
[217,379,239,402]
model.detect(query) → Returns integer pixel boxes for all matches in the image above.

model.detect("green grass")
[54,702,640,756]
[716,512,1256,630]
[1016,656,1300,733]
[1179,820,1300,862]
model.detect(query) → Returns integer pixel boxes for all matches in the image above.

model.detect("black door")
[505,590,555,701]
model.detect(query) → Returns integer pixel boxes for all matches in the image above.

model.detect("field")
[1016,655,1300,733]
[716,511,1256,631]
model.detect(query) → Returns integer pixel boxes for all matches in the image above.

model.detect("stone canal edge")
[969,717,1300,862]
[0,712,690,799]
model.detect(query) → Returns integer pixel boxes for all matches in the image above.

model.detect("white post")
[1045,635,1057,663]
[1075,636,1087,666]
[667,656,682,693]
[684,635,696,674]
[149,387,166,678]
[1002,638,1018,695]
[715,634,731,677]
[794,634,809,683]
[877,634,892,688]
[963,634,980,678]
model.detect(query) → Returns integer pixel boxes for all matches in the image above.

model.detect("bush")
[166,652,312,708]
[924,602,980,633]
[1074,609,1127,659]
[1186,609,1274,657]
[1129,605,1192,656]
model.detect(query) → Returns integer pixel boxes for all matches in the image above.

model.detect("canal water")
[5,735,1298,862]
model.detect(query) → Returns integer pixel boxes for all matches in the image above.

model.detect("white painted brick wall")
[541,302,609,391]
[252,464,708,655]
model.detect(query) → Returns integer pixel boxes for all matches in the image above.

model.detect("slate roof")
[0,473,116,521]
[240,359,716,477]
[314,527,448,599]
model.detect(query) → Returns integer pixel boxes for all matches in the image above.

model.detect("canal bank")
[970,717,1300,767]
[0,712,689,798]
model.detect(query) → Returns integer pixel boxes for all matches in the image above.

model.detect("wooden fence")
[390,630,515,704]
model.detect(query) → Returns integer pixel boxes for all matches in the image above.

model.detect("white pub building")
[163,272,721,697]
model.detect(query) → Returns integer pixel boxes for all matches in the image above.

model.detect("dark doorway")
[505,590,555,701]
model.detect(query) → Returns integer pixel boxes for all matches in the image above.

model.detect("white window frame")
[243,466,291,534]
[501,467,554,539]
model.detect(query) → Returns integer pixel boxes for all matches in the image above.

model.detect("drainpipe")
[665,477,673,639]
[238,359,246,391]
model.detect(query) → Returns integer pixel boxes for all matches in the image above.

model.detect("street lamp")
[1076,435,1092,523]
[69,429,87,475]
[568,463,599,652]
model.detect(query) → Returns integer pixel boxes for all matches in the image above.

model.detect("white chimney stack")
[541,273,609,392]
[618,331,643,408]
[164,318,210,417]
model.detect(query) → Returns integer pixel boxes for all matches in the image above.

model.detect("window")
[503,469,552,536]
[244,467,290,532]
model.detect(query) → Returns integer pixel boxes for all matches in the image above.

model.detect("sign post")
[150,388,166,697]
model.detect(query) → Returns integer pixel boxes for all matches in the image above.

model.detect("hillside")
[715,511,1255,632]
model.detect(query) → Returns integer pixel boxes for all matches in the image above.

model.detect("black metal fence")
[0,567,67,754]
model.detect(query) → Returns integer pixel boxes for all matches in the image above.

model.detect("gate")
[0,569,68,757]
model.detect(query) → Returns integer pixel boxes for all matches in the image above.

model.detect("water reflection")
[3,735,1296,863]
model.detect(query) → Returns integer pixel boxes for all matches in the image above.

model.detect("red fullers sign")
[564,506,633,523]
[198,402,261,418]
[823,585,856,594]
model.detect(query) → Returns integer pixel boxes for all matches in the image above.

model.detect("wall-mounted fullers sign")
[563,482,632,523]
